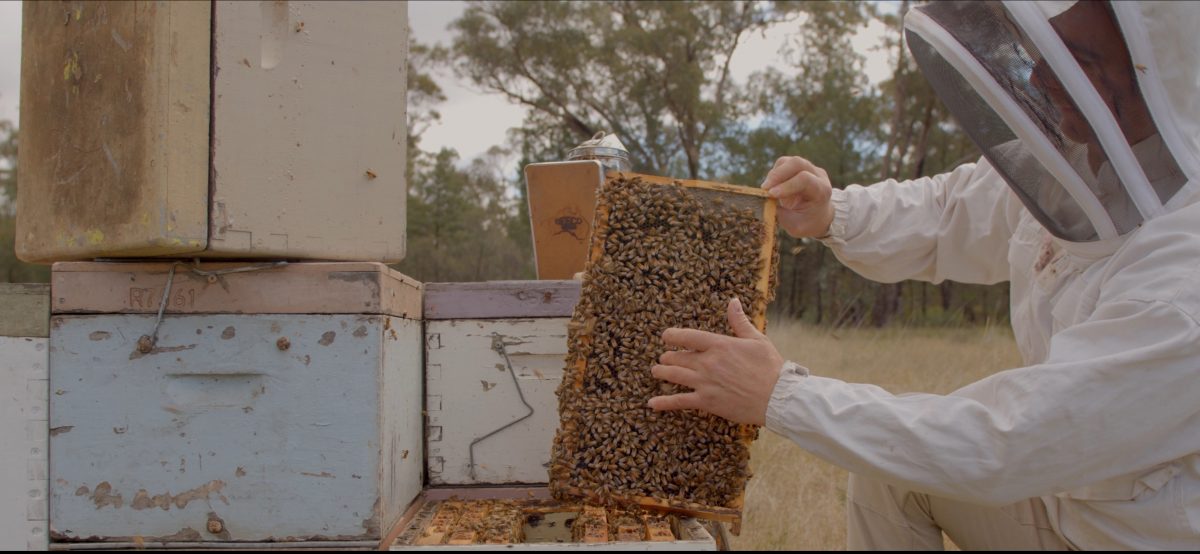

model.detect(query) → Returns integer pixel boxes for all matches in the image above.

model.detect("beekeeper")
[648,0,1200,549]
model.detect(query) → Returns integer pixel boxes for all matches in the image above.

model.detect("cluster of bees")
[551,175,779,511]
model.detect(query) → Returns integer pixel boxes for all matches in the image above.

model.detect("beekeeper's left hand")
[648,297,785,426]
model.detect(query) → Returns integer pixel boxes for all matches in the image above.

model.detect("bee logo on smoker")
[551,207,589,242]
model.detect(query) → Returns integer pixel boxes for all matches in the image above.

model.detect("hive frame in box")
[385,487,717,551]
[555,173,778,535]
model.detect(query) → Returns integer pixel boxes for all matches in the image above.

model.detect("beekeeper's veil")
[904,1,1200,242]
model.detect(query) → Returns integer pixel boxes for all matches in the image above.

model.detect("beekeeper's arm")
[766,291,1200,505]
[650,288,1200,506]
[763,155,1021,285]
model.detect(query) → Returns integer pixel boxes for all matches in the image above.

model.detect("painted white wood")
[18,1,409,263]
[49,314,421,544]
[425,319,570,485]
[207,1,408,262]
[1,336,49,551]
[382,317,425,532]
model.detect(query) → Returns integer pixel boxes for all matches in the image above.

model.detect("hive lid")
[51,261,421,318]
[423,281,580,320]
[0,283,50,337]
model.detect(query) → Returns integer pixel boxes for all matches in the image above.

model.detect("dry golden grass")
[728,321,1024,551]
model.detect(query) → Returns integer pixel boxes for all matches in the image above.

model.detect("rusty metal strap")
[186,259,288,283]
[136,262,180,353]
[134,260,289,353]
[467,333,537,481]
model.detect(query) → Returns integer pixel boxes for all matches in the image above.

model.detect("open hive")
[550,173,780,533]
[391,498,701,548]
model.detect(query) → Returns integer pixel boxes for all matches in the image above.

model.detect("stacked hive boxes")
[14,1,416,549]
[0,284,50,551]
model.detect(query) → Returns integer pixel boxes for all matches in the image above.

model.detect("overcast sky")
[0,1,893,168]
[0,1,19,126]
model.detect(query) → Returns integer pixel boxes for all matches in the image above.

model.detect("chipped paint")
[50,313,422,541]
[50,425,74,436]
[361,498,381,537]
[91,482,124,509]
[128,343,197,360]
[352,325,368,338]
[206,511,231,540]
[128,480,227,511]
[318,331,336,346]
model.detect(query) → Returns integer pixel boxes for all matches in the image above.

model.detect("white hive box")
[47,262,423,548]
[17,1,408,263]
[0,284,50,551]
[422,282,580,486]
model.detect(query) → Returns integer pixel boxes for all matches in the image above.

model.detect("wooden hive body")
[1,284,50,551]
[17,2,408,263]
[423,281,579,486]
[47,262,423,547]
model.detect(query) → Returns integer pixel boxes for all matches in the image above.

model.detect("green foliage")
[0,3,1011,324]
[0,120,50,283]
[396,147,534,282]
[451,0,785,178]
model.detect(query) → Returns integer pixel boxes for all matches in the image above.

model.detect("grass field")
[727,321,1024,550]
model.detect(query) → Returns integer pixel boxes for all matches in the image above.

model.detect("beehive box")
[550,174,779,534]
[387,489,716,550]
[47,262,423,548]
[17,1,408,263]
[525,161,605,280]
[423,281,580,486]
[0,284,50,551]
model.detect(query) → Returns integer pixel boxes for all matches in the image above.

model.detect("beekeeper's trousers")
[847,473,1071,550]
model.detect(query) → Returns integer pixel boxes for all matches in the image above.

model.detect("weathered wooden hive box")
[17,1,408,263]
[1,284,50,551]
[47,262,423,548]
[422,281,580,487]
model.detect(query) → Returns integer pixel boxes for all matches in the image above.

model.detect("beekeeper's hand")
[648,297,784,426]
[762,156,835,238]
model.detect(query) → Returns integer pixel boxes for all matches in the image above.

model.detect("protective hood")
[904,1,1200,242]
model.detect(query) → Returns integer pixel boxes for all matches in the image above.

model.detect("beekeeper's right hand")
[761,156,835,238]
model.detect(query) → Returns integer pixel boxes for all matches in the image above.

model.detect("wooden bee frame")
[551,173,779,536]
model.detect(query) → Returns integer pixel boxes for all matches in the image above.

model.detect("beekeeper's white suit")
[764,1,1200,549]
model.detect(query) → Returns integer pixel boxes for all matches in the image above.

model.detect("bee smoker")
[524,133,633,280]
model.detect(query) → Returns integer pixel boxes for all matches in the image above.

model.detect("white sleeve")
[764,298,1200,506]
[821,157,1022,285]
